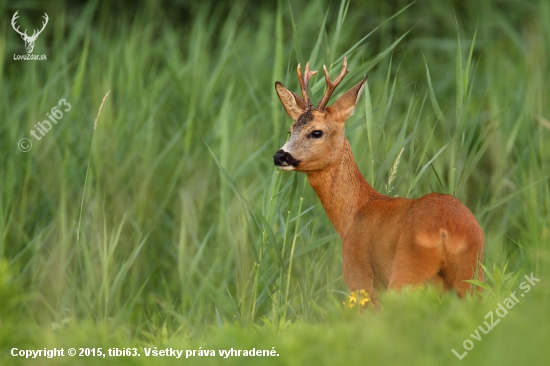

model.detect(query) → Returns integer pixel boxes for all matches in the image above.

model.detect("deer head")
[273,58,367,172]
[11,11,49,54]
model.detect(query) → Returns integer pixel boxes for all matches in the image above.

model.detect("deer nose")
[273,149,300,167]
[273,150,288,166]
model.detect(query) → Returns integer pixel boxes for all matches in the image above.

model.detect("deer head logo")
[11,11,49,54]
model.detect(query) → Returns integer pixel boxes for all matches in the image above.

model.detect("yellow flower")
[347,291,357,308]
[344,289,371,308]
[359,289,370,306]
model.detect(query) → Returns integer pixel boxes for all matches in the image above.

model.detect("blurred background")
[1,0,549,364]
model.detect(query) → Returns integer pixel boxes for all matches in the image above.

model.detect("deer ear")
[275,82,305,121]
[325,76,368,123]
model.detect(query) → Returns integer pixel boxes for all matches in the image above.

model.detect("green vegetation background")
[1,0,549,364]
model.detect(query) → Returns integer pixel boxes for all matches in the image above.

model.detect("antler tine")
[317,57,350,110]
[297,62,318,110]
[40,13,49,32]
[11,11,28,37]
[32,13,49,38]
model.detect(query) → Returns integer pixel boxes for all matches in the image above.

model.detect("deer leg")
[440,239,484,297]
[342,249,378,306]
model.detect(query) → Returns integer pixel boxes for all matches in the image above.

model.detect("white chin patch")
[278,165,295,171]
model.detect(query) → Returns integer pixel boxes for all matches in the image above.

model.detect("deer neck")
[306,138,379,238]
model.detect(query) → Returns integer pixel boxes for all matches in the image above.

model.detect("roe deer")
[273,58,484,305]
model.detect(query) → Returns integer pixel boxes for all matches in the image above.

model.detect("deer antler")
[11,11,49,40]
[317,57,350,110]
[11,11,27,37]
[30,13,49,39]
[297,62,318,110]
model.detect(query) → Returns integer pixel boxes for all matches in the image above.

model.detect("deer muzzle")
[273,149,301,170]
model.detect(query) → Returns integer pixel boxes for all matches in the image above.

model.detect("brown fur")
[274,60,484,305]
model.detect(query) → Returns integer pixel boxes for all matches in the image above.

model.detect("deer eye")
[310,130,323,139]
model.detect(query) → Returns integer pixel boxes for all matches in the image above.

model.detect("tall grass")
[1,0,549,364]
